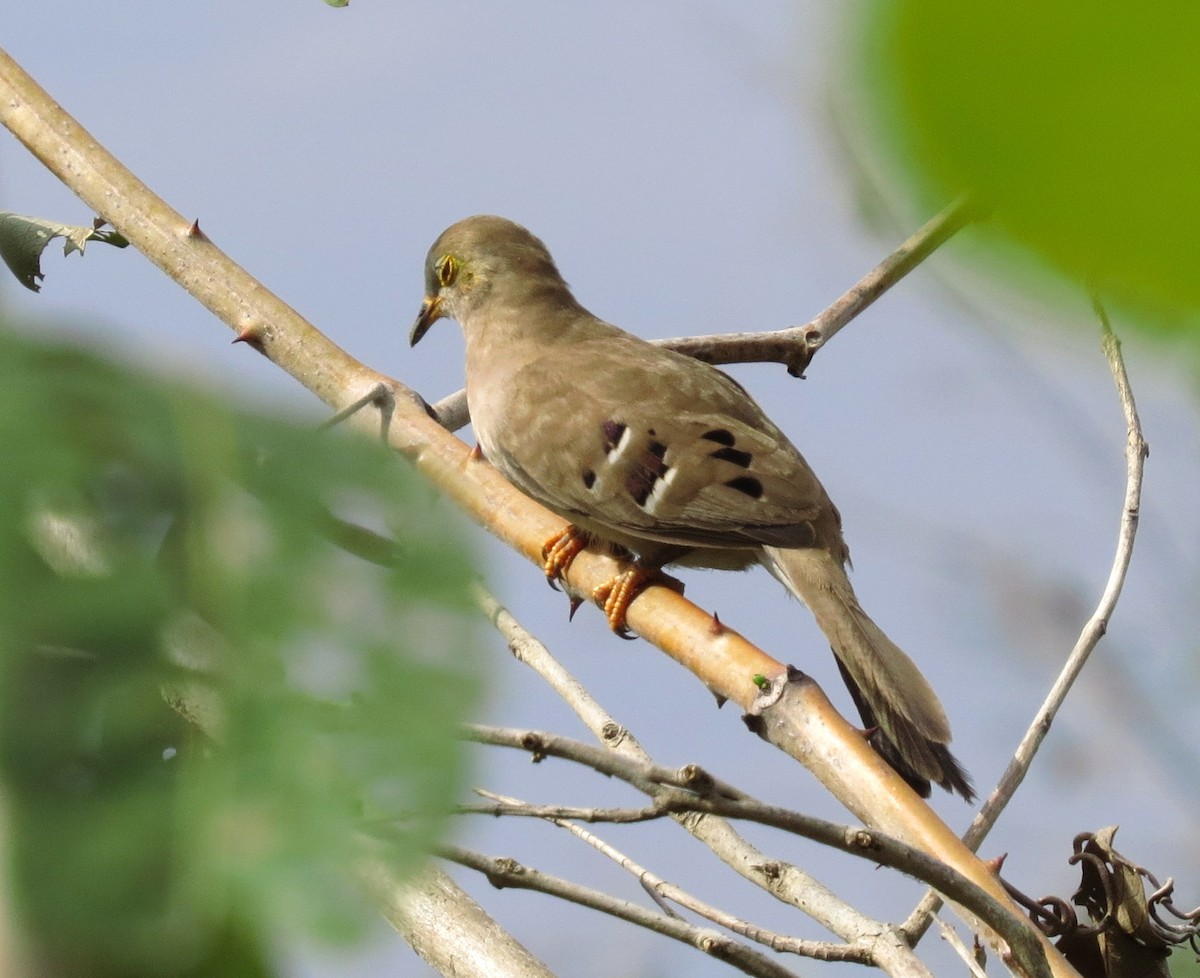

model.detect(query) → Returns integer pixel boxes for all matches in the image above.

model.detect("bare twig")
[457,724,1052,978]
[902,302,1148,943]
[974,300,1146,833]
[364,864,558,978]
[936,919,990,978]
[440,845,804,978]
[476,787,871,963]
[459,797,667,825]
[662,195,979,377]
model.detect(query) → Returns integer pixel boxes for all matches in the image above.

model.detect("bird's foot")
[593,565,683,639]
[541,524,592,590]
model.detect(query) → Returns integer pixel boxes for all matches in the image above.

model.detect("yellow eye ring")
[436,254,457,287]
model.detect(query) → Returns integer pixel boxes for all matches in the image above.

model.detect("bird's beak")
[409,295,444,346]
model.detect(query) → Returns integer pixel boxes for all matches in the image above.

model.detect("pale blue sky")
[3,4,1198,976]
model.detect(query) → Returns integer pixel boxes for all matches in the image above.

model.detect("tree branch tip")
[678,763,716,794]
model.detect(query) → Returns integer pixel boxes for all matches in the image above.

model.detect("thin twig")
[457,724,1052,978]
[662,195,979,377]
[902,301,1148,943]
[973,300,1146,833]
[936,919,991,978]
[459,798,668,824]
[439,845,803,978]
[506,790,863,961]
[477,787,872,963]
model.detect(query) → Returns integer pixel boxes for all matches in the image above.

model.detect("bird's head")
[409,215,569,346]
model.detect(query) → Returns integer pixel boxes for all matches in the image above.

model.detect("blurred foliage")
[859,2,1200,340]
[0,322,480,977]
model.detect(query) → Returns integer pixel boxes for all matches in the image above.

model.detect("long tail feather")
[763,545,974,801]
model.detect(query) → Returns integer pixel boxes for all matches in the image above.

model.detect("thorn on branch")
[231,323,264,349]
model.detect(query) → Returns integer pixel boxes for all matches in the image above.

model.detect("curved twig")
[903,300,1149,943]
[439,845,803,978]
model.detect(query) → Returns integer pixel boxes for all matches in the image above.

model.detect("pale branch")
[474,586,936,978]
[363,864,559,978]
[427,195,978,431]
[935,918,991,978]
[461,722,751,801]
[970,300,1147,836]
[477,787,872,964]
[0,50,1076,977]
[459,797,667,825]
[901,305,1148,945]
[458,724,1051,978]
[472,583,632,747]
[440,845,805,978]
[659,195,979,377]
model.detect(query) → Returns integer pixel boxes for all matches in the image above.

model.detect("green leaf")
[860,2,1200,327]
[0,323,480,975]
[0,211,129,291]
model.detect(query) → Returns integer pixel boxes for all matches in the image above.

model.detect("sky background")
[3,4,1199,977]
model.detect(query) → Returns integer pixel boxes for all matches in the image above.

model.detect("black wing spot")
[627,451,670,507]
[648,439,667,460]
[602,420,627,452]
[581,469,596,489]
[701,428,735,446]
[725,476,764,499]
[709,445,752,468]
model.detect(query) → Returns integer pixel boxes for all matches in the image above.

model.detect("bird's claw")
[593,566,658,637]
[541,524,591,583]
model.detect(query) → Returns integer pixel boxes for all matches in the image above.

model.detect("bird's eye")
[436,255,457,287]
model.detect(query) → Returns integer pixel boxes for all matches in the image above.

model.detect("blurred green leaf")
[860,2,1200,329]
[0,323,480,975]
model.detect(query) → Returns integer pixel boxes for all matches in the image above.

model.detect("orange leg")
[593,565,684,638]
[593,567,654,637]
[541,524,592,585]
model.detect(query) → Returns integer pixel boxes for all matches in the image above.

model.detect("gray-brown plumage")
[410,215,972,800]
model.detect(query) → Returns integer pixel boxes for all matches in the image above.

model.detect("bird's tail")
[762,545,974,801]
